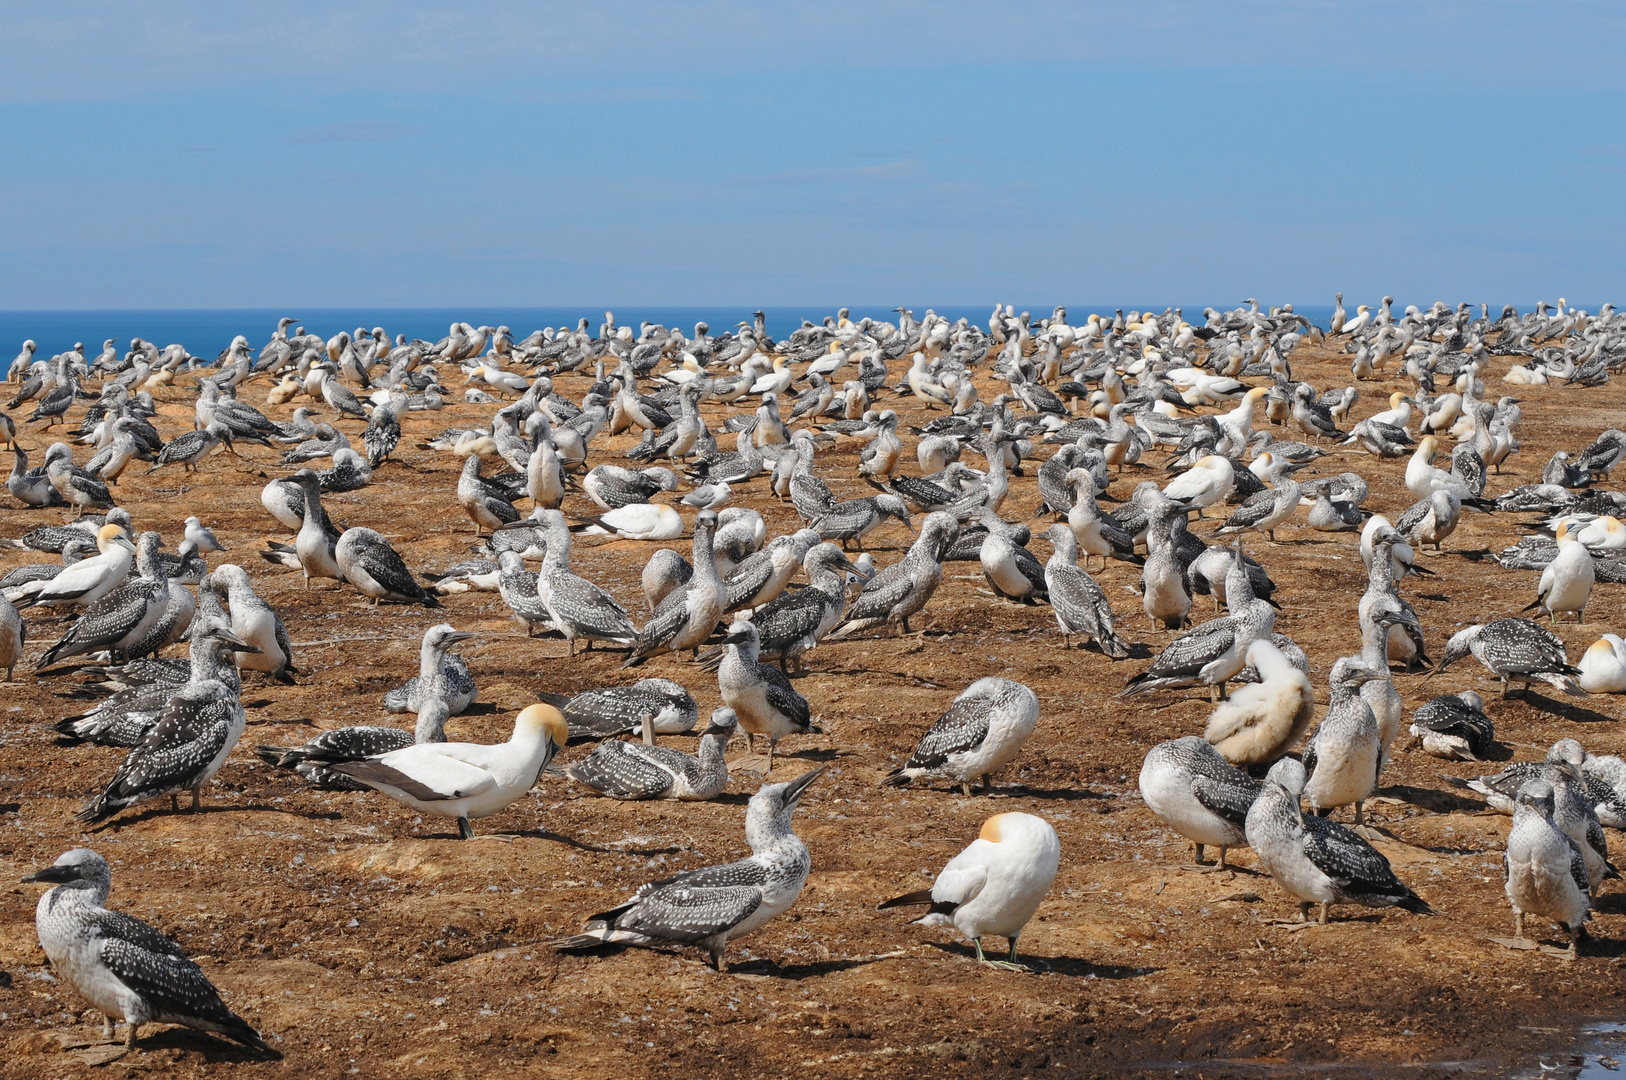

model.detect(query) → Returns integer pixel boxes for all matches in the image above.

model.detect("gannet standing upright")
[626,509,722,662]
[211,563,297,683]
[331,703,567,839]
[1504,779,1591,956]
[1139,737,1261,870]
[879,812,1060,967]
[718,618,815,767]
[525,512,635,654]
[1524,522,1595,623]
[555,767,824,970]
[1246,757,1435,925]
[24,848,277,1053]
[1435,618,1584,697]
[77,626,259,823]
[0,591,22,680]
[1302,657,1384,824]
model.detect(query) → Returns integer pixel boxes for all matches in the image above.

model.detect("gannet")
[0,591,23,680]
[815,493,912,551]
[1434,618,1584,697]
[882,677,1039,795]
[578,502,684,540]
[1505,779,1591,957]
[1139,517,1193,631]
[8,445,65,506]
[725,541,857,672]
[1041,524,1129,657]
[1576,428,1626,480]
[829,511,958,638]
[182,516,224,553]
[640,548,692,611]
[1408,691,1493,760]
[718,619,816,767]
[332,703,567,839]
[334,527,439,607]
[1245,757,1434,925]
[568,707,735,800]
[1217,463,1302,541]
[377,624,476,714]
[554,766,823,971]
[208,564,296,682]
[625,509,721,662]
[255,697,450,790]
[584,465,680,511]
[77,626,259,823]
[1203,637,1316,768]
[23,849,277,1054]
[1578,634,1626,694]
[1140,736,1262,869]
[144,422,235,474]
[879,811,1060,967]
[1162,455,1233,517]
[35,532,169,668]
[1524,522,1594,623]
[1123,549,1274,700]
[522,510,635,655]
[13,524,135,610]
[1302,658,1384,824]
[458,453,520,534]
[274,470,345,587]
[541,678,697,744]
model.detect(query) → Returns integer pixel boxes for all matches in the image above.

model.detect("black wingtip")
[877,889,934,910]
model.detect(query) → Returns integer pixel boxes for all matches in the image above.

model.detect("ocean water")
[0,305,1337,363]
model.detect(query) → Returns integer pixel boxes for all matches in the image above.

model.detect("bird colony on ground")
[3,296,1626,1054]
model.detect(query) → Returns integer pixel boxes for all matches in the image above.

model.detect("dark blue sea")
[0,305,1338,363]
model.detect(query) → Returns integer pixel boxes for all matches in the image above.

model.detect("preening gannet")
[879,812,1060,967]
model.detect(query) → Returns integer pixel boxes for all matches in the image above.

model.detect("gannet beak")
[216,628,261,653]
[722,631,752,646]
[443,630,477,645]
[22,864,80,884]
[780,766,827,809]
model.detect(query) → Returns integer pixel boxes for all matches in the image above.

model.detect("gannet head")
[515,703,569,756]
[22,848,111,892]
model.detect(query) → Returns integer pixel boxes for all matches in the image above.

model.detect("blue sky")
[1,2,1623,310]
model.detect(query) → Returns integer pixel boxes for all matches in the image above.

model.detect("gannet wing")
[334,752,494,801]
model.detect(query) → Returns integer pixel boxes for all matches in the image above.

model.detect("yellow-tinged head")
[1557,521,1570,541]
[95,523,129,550]
[517,703,569,748]
[1609,517,1622,534]
[1390,391,1405,407]
[1245,386,1268,402]
[979,813,1020,844]
[1589,638,1615,657]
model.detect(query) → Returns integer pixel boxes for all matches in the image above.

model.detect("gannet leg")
[190,787,201,811]
[102,1014,114,1040]
[457,817,475,840]
[124,1023,139,1049]
[170,793,179,812]
[1318,902,1330,925]
[1514,910,1524,940]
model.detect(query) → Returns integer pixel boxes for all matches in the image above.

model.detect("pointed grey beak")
[780,765,827,809]
[23,864,80,884]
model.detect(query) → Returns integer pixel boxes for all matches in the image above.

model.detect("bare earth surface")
[2,340,1625,1078]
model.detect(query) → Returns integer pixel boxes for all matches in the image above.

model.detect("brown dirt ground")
[2,339,1625,1079]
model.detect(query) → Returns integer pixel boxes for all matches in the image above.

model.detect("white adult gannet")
[579,502,684,540]
[881,677,1039,795]
[879,811,1060,967]
[331,703,567,839]
[1524,522,1594,623]
[13,524,135,610]
[1162,455,1234,517]
[553,767,824,971]
[23,849,277,1054]
[1578,634,1626,694]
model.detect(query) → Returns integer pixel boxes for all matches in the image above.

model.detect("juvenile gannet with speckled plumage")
[331,703,567,839]
[718,618,816,767]
[879,811,1060,967]
[1246,757,1435,925]
[1302,657,1384,825]
[568,707,735,800]
[1434,618,1584,697]
[77,626,260,823]
[1140,736,1262,869]
[882,677,1039,795]
[210,563,297,683]
[1505,779,1591,956]
[23,848,277,1054]
[1409,691,1494,761]
[554,767,824,971]
[383,623,477,714]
